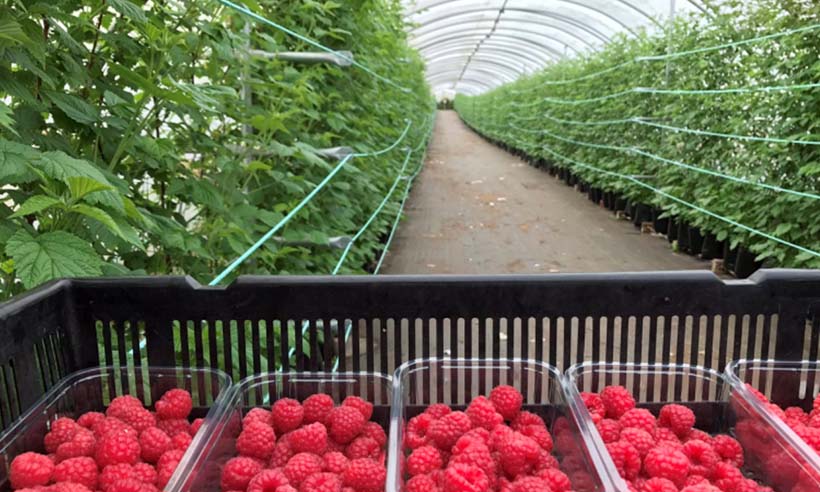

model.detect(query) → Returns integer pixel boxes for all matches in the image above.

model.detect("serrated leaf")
[5,229,102,288]
[69,204,123,238]
[0,18,31,46]
[32,152,124,211]
[67,176,113,201]
[0,102,18,135]
[9,195,62,218]
[0,139,37,183]
[44,91,98,124]
[108,0,147,24]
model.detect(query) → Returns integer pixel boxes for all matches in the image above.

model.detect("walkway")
[379,111,708,274]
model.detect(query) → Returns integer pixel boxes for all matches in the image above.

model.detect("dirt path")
[379,111,708,274]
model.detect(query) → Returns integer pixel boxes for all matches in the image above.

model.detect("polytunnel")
[403,0,710,98]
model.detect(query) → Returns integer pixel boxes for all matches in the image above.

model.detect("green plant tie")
[216,0,412,93]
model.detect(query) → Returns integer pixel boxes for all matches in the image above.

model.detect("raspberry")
[108,396,143,415]
[46,418,80,453]
[155,389,193,420]
[171,431,192,450]
[237,421,277,459]
[606,440,641,480]
[745,384,768,403]
[133,462,157,485]
[272,398,305,434]
[497,432,540,477]
[270,439,295,468]
[620,408,656,433]
[511,411,546,431]
[341,458,386,491]
[785,407,809,425]
[596,419,622,443]
[654,427,681,445]
[290,422,328,454]
[712,462,743,491]
[641,477,679,492]
[51,482,95,492]
[711,435,744,468]
[644,446,689,486]
[466,396,504,430]
[301,394,335,425]
[681,485,721,492]
[243,407,274,428]
[489,423,514,451]
[659,404,696,438]
[600,386,636,419]
[620,428,655,457]
[534,450,559,472]
[95,433,141,467]
[221,456,264,491]
[346,436,381,460]
[108,405,156,433]
[428,411,472,450]
[78,412,106,429]
[93,417,136,439]
[489,385,524,421]
[519,424,553,452]
[56,428,96,462]
[156,418,190,437]
[361,421,387,446]
[685,429,713,444]
[157,449,185,470]
[284,453,324,485]
[190,417,205,435]
[425,404,452,419]
[100,464,137,491]
[108,478,157,492]
[450,441,496,486]
[247,468,289,492]
[581,392,606,417]
[53,457,98,490]
[794,425,820,451]
[139,427,172,463]
[327,406,367,444]
[407,445,443,476]
[510,476,553,492]
[406,474,439,492]
[300,472,343,492]
[683,439,720,477]
[323,451,350,474]
[343,396,374,421]
[10,452,55,489]
[535,468,571,492]
[442,463,488,492]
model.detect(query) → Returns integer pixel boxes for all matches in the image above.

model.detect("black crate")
[2,270,820,437]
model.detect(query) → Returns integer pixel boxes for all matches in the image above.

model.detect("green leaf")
[69,204,123,238]
[108,0,147,24]
[44,91,98,124]
[0,139,37,183]
[5,230,102,288]
[0,18,31,46]
[9,195,62,218]
[0,102,18,135]
[67,176,113,201]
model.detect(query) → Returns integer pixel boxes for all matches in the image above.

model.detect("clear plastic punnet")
[0,365,232,492]
[170,372,392,492]
[565,362,820,492]
[388,358,610,492]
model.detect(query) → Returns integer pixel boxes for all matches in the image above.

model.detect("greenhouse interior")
[1,1,820,492]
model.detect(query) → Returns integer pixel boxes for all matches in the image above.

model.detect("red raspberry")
[406,474,439,492]
[51,482,95,492]
[327,406,367,444]
[519,424,553,452]
[581,392,606,417]
[644,446,689,486]
[156,418,189,437]
[711,435,744,468]
[157,449,185,470]
[78,411,106,429]
[346,436,381,460]
[606,440,641,480]
[190,417,205,435]
[290,422,328,454]
[56,428,96,462]
[450,441,496,486]
[272,398,305,434]
[220,456,264,491]
[95,433,140,467]
[171,431,192,450]
[243,407,274,428]
[323,451,350,474]
[425,404,452,419]
[654,427,681,445]
[284,453,323,485]
[342,458,386,491]
[620,408,656,433]
[303,394,335,424]
[108,405,156,433]
[511,411,546,431]
[596,419,622,443]
[794,425,820,451]
[467,396,504,430]
[683,439,720,477]
[535,468,571,492]
[108,396,142,415]
[489,385,524,421]
[641,477,678,492]
[156,465,177,490]
[600,386,636,419]
[343,396,374,421]
[270,439,295,468]
[497,432,540,477]
[785,407,809,425]
[237,421,277,459]
[139,427,172,463]
[53,457,98,490]
[712,461,743,491]
[155,389,193,420]
[247,468,289,492]
[46,418,80,453]
[489,423,514,451]
[659,404,696,438]
[620,428,655,457]
[461,427,490,445]
[745,384,768,403]
[510,476,552,492]
[361,421,387,446]
[99,464,136,491]
[407,445,443,476]
[300,472,343,492]
[685,429,713,444]
[10,452,54,489]
[534,449,559,472]
[133,462,157,485]
[441,463,488,492]
[107,478,157,492]
[428,411,472,450]
[93,417,136,439]
[681,484,721,492]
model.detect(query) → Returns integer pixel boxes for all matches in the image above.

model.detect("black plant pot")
[632,203,652,227]
[652,208,669,235]
[723,242,738,272]
[700,234,724,260]
[614,196,627,212]
[667,218,678,243]
[625,202,637,220]
[733,246,762,279]
[603,192,613,210]
[677,221,691,252]
[688,227,704,256]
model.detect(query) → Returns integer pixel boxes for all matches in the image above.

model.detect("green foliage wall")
[0,0,433,298]
[457,0,820,269]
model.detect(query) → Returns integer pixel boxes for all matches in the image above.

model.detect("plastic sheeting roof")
[403,0,710,99]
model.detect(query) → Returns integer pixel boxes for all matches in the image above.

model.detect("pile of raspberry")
[219,394,387,492]
[582,385,771,492]
[745,383,820,452]
[8,388,200,492]
[402,385,571,492]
